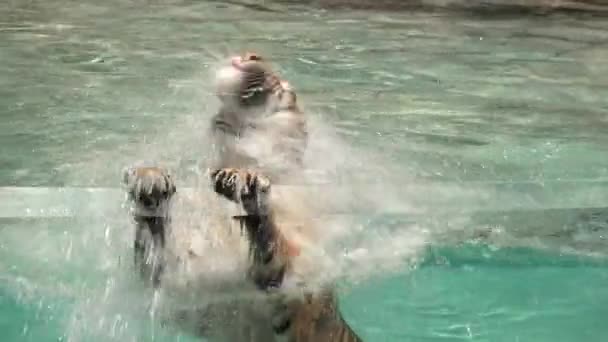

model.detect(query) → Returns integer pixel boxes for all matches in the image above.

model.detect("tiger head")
[214,52,297,113]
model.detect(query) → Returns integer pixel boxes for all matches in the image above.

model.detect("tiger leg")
[122,167,238,339]
[210,168,292,291]
[210,168,363,341]
[123,166,176,288]
[286,289,364,342]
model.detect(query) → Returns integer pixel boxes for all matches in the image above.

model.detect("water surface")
[2,1,608,341]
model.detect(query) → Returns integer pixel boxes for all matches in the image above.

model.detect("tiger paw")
[123,166,176,216]
[210,168,271,215]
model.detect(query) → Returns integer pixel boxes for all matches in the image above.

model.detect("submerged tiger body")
[122,53,362,341]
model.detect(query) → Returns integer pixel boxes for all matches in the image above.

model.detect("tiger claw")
[210,168,271,214]
[123,166,176,216]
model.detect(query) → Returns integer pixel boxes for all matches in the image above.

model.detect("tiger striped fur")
[122,52,363,341]
[211,52,307,178]
[211,168,363,342]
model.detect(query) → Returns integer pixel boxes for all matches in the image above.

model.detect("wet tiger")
[122,166,176,288]
[122,52,362,341]
[123,166,362,341]
[210,168,363,342]
[211,52,308,180]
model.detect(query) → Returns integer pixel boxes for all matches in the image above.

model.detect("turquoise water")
[2,0,608,341]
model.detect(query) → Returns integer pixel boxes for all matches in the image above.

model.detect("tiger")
[122,52,363,341]
[211,52,308,181]
[122,166,176,288]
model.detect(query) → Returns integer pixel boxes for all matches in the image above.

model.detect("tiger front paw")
[123,166,176,217]
[210,168,271,215]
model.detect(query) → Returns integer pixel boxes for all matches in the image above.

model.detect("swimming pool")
[2,1,608,341]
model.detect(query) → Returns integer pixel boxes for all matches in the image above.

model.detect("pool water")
[2,0,608,341]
